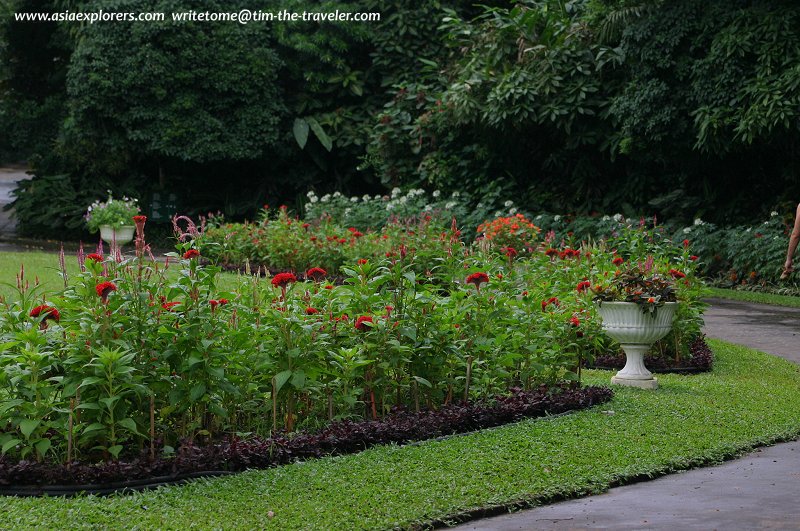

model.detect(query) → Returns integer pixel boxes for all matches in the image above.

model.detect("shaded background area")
[2,0,799,240]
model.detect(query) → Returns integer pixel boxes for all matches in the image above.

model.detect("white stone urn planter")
[99,225,135,247]
[596,301,678,390]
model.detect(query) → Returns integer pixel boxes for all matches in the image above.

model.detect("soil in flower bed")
[0,384,612,494]
[592,336,713,374]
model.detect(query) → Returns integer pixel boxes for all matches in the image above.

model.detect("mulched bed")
[0,384,612,496]
[592,335,714,374]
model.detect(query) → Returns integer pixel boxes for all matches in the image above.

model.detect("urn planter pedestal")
[596,301,678,390]
[99,225,135,247]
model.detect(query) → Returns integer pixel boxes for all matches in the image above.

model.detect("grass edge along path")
[2,340,800,530]
[707,286,800,308]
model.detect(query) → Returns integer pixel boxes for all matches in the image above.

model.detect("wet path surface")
[452,298,800,530]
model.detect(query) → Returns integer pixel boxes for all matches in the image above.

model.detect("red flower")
[385,305,394,315]
[305,307,320,315]
[302,223,310,230]
[682,239,690,248]
[324,284,334,290]
[271,272,297,288]
[162,302,180,311]
[612,257,624,266]
[338,238,347,244]
[669,269,686,279]
[503,247,518,258]
[87,253,103,263]
[357,259,368,265]
[95,281,117,301]
[306,267,327,281]
[569,316,580,327]
[690,255,699,261]
[544,248,558,257]
[466,272,489,287]
[30,305,60,322]
[354,315,374,331]
[647,297,656,303]
[576,281,591,292]
[541,297,560,311]
[183,249,200,259]
[218,298,229,305]
[133,215,147,223]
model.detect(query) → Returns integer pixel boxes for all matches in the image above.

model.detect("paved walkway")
[0,166,29,237]
[453,298,800,530]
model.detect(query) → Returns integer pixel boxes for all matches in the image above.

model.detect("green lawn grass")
[707,286,800,308]
[2,339,799,530]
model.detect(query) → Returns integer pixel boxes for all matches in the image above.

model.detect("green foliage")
[65,0,285,169]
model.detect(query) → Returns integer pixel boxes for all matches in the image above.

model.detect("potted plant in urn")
[85,193,141,247]
[592,260,679,389]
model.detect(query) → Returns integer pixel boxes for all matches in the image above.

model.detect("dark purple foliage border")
[0,384,612,494]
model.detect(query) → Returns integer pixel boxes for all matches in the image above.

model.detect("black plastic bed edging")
[0,470,235,498]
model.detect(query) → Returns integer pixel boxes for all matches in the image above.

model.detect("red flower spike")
[183,249,200,260]
[612,257,624,266]
[30,305,60,322]
[95,281,117,301]
[306,267,327,281]
[271,272,297,288]
[466,272,489,287]
[162,302,180,311]
[669,269,687,279]
[87,253,103,263]
[576,281,591,292]
[354,315,374,331]
[690,255,699,261]
[569,316,580,327]
[357,259,368,265]
[305,307,320,315]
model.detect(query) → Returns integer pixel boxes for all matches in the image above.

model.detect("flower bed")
[0,215,704,485]
[593,335,714,373]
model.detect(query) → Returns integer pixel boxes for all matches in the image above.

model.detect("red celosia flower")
[503,247,518,258]
[576,281,591,292]
[30,305,60,322]
[306,307,320,315]
[133,215,147,223]
[306,267,327,281]
[612,256,624,266]
[338,238,347,244]
[87,253,103,263]
[302,223,310,230]
[357,259,368,265]
[690,255,699,261]
[669,269,686,279]
[385,305,394,314]
[351,231,364,238]
[541,297,560,311]
[682,239,690,248]
[210,300,220,310]
[354,315,374,331]
[569,316,580,327]
[183,249,200,259]
[162,302,180,311]
[271,272,297,288]
[324,284,334,290]
[466,272,489,287]
[647,297,656,303]
[544,248,558,257]
[218,298,228,305]
[95,281,117,301]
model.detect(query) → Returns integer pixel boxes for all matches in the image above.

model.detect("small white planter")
[99,225,135,247]
[596,301,677,390]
